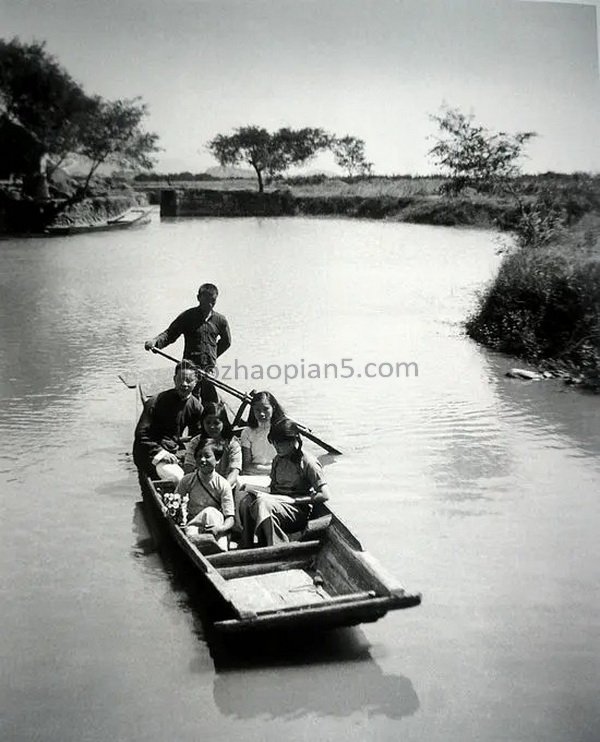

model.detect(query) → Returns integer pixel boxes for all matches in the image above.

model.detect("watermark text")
[212,358,418,385]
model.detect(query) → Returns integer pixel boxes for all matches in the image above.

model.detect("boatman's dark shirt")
[132,388,203,471]
[153,308,231,370]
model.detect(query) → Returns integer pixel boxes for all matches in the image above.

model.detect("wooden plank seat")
[207,539,321,567]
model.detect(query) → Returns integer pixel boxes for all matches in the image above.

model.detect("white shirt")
[239,425,277,467]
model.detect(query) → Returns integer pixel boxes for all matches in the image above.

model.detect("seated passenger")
[176,439,234,550]
[240,418,330,548]
[133,360,202,483]
[239,391,285,475]
[182,402,241,491]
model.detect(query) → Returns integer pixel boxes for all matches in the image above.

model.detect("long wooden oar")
[148,347,342,455]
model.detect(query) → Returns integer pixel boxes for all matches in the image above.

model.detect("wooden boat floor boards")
[226,568,331,614]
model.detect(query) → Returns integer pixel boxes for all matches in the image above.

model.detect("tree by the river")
[429,105,536,194]
[207,126,330,192]
[0,37,159,199]
[330,136,373,177]
[76,97,159,195]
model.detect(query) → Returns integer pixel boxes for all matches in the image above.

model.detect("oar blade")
[293,423,342,456]
[118,373,138,389]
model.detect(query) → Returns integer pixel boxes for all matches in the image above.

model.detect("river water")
[1,213,599,742]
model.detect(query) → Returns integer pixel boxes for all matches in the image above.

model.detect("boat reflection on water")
[131,503,419,721]
[131,500,158,557]
[211,629,420,721]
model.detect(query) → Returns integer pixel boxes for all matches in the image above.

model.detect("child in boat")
[239,391,285,475]
[176,439,234,550]
[182,402,241,491]
[240,418,330,547]
[132,360,202,483]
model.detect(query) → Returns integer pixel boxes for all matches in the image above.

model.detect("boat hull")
[138,469,421,633]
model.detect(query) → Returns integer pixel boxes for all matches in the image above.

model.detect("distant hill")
[56,156,114,177]
[204,165,255,179]
[288,168,339,178]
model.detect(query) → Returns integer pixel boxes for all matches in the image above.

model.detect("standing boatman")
[144,283,232,403]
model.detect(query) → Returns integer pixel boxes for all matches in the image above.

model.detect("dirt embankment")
[0,189,147,234]
[50,192,147,227]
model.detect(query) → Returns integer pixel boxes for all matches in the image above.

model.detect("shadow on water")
[317,452,342,468]
[130,501,420,721]
[210,630,420,721]
[131,500,159,555]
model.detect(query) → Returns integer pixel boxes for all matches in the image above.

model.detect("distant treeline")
[134,172,220,182]
[134,170,597,185]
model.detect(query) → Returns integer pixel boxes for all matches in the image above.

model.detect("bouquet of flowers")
[162,491,189,526]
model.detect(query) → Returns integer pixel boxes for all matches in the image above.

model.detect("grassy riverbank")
[137,173,600,229]
[466,202,600,389]
[137,174,513,226]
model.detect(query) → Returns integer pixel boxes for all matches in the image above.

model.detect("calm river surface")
[1,213,599,742]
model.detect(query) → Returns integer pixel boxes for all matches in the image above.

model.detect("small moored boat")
[46,207,152,236]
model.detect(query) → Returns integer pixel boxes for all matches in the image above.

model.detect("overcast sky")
[2,0,599,174]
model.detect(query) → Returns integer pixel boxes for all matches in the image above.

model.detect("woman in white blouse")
[240,391,286,474]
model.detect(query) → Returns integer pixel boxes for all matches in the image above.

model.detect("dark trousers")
[194,375,219,405]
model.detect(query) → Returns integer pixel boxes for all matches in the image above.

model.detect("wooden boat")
[132,366,421,632]
[46,207,152,235]
[136,377,421,632]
